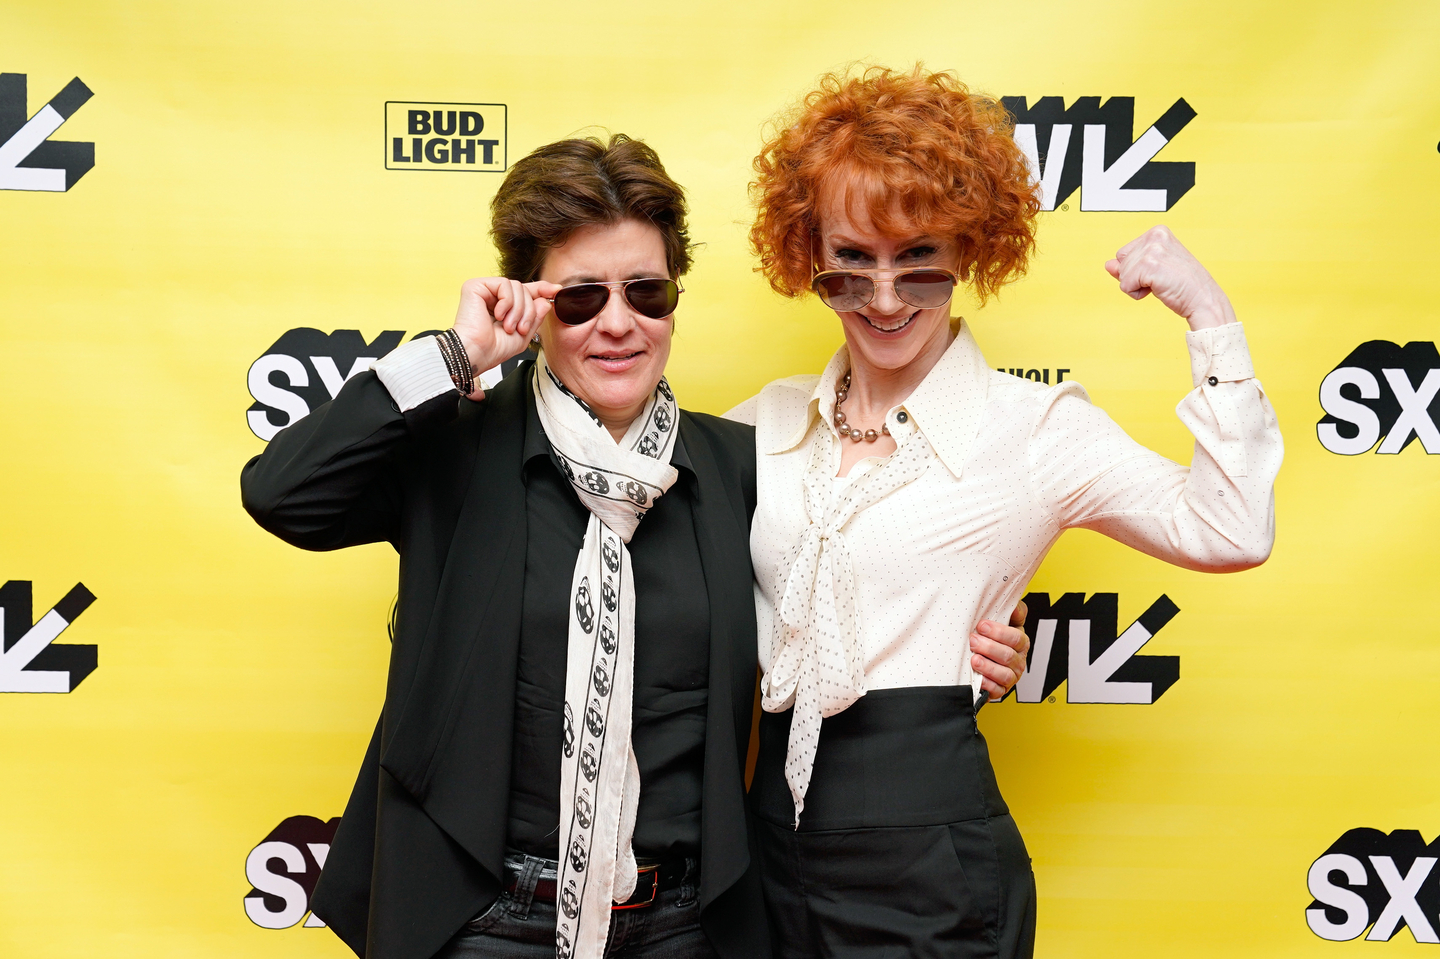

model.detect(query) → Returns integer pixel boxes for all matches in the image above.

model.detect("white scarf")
[532,352,679,959]
[764,400,937,826]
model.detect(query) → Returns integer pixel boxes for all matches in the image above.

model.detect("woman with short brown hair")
[243,133,766,959]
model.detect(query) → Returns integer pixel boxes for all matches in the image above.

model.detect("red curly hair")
[750,65,1040,302]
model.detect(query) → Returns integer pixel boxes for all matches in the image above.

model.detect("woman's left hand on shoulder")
[1105,225,1238,331]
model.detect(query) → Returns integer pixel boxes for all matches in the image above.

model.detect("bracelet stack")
[435,329,475,395]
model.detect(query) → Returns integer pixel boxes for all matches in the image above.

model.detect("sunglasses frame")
[811,267,960,312]
[545,277,684,326]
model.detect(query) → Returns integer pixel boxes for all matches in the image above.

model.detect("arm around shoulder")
[722,394,758,427]
[682,410,758,522]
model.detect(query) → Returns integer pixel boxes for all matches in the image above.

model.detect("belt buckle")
[612,864,660,910]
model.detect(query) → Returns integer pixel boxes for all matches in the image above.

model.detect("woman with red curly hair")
[731,67,1283,957]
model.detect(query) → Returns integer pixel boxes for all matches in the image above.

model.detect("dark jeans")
[433,853,717,959]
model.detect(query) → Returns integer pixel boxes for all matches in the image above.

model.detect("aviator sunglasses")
[546,277,683,326]
[811,268,959,313]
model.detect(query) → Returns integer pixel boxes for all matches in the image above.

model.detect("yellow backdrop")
[4,1,1439,956]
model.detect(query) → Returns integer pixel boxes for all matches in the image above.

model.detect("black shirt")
[506,400,710,860]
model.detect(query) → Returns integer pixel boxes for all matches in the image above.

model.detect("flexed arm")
[1033,228,1283,571]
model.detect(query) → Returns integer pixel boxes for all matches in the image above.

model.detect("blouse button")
[1207,376,1218,386]
[896,411,909,423]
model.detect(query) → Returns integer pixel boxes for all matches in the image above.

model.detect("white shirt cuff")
[372,336,456,411]
[1186,322,1256,387]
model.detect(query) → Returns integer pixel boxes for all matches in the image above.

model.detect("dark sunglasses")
[811,268,959,312]
[547,277,683,326]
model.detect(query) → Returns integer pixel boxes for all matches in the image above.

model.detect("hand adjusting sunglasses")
[811,268,959,313]
[547,278,683,326]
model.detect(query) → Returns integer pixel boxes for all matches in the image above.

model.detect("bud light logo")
[384,100,506,172]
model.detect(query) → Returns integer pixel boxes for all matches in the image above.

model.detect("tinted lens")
[553,284,610,325]
[814,273,875,312]
[623,278,679,319]
[894,271,956,309]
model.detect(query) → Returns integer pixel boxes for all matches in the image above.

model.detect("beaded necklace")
[831,370,892,443]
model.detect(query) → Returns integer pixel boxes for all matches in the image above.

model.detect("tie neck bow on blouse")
[763,321,997,824]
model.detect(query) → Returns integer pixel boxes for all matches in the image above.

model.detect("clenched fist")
[1105,226,1237,332]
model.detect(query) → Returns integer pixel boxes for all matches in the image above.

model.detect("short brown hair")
[750,65,1040,302]
[491,134,693,282]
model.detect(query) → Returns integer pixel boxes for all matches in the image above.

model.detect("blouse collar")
[769,318,993,479]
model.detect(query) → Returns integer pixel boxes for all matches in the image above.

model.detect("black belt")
[505,859,692,910]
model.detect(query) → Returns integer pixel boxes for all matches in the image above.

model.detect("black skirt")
[751,686,1036,959]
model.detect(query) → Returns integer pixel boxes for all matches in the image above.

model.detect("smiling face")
[815,187,960,376]
[537,218,675,438]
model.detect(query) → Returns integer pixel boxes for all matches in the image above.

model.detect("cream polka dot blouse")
[726,320,1282,817]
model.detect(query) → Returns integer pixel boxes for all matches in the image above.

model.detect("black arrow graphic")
[1003,96,1196,211]
[0,73,95,192]
[1017,592,1180,703]
[0,581,98,693]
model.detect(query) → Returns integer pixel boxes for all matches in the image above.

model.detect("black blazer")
[240,363,767,959]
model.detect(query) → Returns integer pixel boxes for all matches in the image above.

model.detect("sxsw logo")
[248,329,407,440]
[247,328,525,441]
[0,73,94,191]
[1317,341,1440,455]
[1306,828,1440,944]
[1013,592,1180,704]
[1002,96,1195,212]
[1,581,97,693]
[244,816,339,929]
[385,101,505,171]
